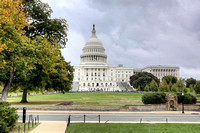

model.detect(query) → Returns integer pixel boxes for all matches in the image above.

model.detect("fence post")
[140,118,142,123]
[98,115,100,123]
[22,107,26,123]
[28,121,30,131]
[67,115,71,127]
[166,118,168,123]
[84,115,86,123]
[35,117,37,125]
[29,115,32,122]
[32,119,34,128]
[24,123,26,133]
[37,115,39,123]
[18,125,20,133]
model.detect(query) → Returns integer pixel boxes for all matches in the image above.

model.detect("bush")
[0,102,19,133]
[142,93,166,104]
[176,93,197,104]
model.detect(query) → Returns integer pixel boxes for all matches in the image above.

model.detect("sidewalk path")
[30,122,67,133]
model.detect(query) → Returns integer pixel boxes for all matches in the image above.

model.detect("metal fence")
[17,114,39,133]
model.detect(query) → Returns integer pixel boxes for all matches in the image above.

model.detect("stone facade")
[72,25,180,92]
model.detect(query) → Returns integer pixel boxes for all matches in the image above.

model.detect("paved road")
[17,112,200,123]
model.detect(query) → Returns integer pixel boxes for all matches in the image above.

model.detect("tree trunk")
[1,71,14,102]
[21,89,28,103]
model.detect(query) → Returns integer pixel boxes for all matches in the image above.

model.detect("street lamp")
[182,92,184,114]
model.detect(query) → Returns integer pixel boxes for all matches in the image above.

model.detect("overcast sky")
[42,0,200,80]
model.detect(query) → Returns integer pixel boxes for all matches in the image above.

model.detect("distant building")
[72,25,180,92]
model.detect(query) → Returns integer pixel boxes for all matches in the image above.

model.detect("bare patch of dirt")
[56,101,74,105]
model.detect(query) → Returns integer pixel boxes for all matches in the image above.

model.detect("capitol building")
[72,25,180,92]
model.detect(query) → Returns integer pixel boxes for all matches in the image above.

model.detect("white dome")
[80,24,107,65]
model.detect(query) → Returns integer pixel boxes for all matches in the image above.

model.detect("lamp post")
[182,92,184,114]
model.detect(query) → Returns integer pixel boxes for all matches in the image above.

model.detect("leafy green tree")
[162,75,177,84]
[194,81,200,94]
[185,77,196,88]
[130,72,159,91]
[137,85,141,91]
[144,85,150,91]
[189,84,194,92]
[149,80,158,92]
[159,80,170,92]
[45,58,74,93]
[0,0,34,101]
[176,79,187,93]
[171,84,178,92]
[23,0,68,48]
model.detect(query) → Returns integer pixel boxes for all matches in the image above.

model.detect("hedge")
[142,93,166,104]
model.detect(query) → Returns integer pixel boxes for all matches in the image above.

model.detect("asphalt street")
[17,112,200,123]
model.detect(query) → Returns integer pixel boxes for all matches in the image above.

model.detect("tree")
[23,0,68,48]
[17,36,63,103]
[137,85,141,91]
[185,77,196,88]
[162,75,177,85]
[159,80,170,92]
[149,80,158,92]
[0,0,33,101]
[194,81,200,94]
[144,85,149,91]
[171,84,178,92]
[189,84,194,92]
[176,79,187,93]
[130,72,159,91]
[17,0,69,103]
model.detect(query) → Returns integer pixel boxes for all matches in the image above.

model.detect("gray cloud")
[42,0,200,80]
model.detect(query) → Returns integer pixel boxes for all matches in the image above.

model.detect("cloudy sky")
[42,0,200,80]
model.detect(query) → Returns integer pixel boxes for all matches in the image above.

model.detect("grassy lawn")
[7,93,144,106]
[66,123,200,133]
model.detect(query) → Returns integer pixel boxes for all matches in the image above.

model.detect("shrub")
[176,93,197,104]
[0,102,19,133]
[142,93,166,104]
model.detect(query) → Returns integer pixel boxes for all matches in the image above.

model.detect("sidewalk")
[18,110,200,115]
[30,122,67,133]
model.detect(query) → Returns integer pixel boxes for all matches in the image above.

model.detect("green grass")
[7,93,144,106]
[66,123,200,133]
[7,92,200,106]
[12,122,40,133]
